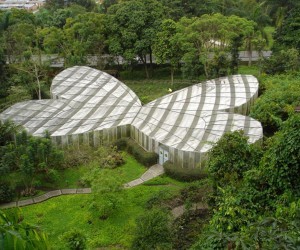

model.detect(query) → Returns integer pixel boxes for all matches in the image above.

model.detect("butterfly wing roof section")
[0,66,142,137]
[132,75,262,152]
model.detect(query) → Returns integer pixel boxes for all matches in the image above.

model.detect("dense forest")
[0,0,300,249]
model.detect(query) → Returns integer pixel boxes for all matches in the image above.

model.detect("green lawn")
[124,79,194,104]
[18,154,184,249]
[124,66,261,104]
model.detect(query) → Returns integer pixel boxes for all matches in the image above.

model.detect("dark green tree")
[153,19,184,85]
[273,6,300,51]
[260,114,300,195]
[107,0,164,78]
[207,130,262,188]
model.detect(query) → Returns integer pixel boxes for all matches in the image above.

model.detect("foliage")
[0,182,14,203]
[95,146,125,169]
[207,130,262,187]
[153,19,184,85]
[0,120,18,146]
[0,129,64,195]
[192,114,300,249]
[63,144,94,168]
[131,208,173,250]
[262,48,299,75]
[114,138,158,167]
[82,166,124,219]
[250,74,300,134]
[19,152,181,249]
[178,14,256,79]
[61,229,86,250]
[0,209,49,249]
[107,0,164,77]
[163,161,207,182]
[260,114,300,195]
[62,12,108,67]
[273,6,300,50]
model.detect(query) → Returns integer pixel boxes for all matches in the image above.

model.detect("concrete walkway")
[171,202,208,219]
[0,188,91,209]
[124,164,164,188]
[0,164,164,209]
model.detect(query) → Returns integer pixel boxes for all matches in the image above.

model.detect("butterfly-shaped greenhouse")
[0,66,263,168]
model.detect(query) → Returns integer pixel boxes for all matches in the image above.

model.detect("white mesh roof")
[133,75,262,152]
[1,66,142,137]
[0,66,262,153]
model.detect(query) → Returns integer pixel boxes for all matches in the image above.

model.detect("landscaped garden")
[1,0,300,248]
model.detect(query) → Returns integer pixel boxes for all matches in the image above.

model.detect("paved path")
[0,188,91,209]
[124,164,164,188]
[171,202,208,218]
[0,164,164,209]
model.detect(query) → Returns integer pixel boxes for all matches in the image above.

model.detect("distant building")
[0,0,45,11]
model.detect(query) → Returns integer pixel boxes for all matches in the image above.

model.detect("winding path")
[0,165,165,209]
[0,188,91,209]
[124,164,164,188]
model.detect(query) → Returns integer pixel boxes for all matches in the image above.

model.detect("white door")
[164,150,169,163]
[159,147,164,165]
[158,147,169,165]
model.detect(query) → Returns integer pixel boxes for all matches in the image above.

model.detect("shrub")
[113,138,128,150]
[95,146,125,169]
[262,48,299,75]
[164,161,207,182]
[63,144,94,168]
[114,138,158,167]
[131,209,172,250]
[145,190,172,209]
[61,229,86,250]
[207,131,262,187]
[0,183,14,203]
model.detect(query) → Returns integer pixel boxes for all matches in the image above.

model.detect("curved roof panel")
[132,75,262,152]
[1,66,142,136]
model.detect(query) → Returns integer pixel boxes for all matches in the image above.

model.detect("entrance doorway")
[159,147,169,165]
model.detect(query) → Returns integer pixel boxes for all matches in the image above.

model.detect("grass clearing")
[124,79,194,104]
[19,170,183,249]
[13,153,185,249]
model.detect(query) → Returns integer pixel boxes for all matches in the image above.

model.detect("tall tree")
[153,19,184,85]
[107,0,164,78]
[179,14,256,78]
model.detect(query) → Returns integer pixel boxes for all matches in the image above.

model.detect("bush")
[250,74,300,135]
[113,138,128,150]
[61,229,86,250]
[95,146,125,169]
[207,131,262,187]
[0,183,14,203]
[262,48,299,75]
[63,144,94,168]
[164,161,207,182]
[114,138,158,167]
[145,190,172,209]
[131,209,172,250]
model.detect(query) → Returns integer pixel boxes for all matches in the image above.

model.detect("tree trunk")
[144,62,149,79]
[34,63,42,100]
[204,62,209,79]
[248,48,252,66]
[140,55,149,79]
[171,67,174,86]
